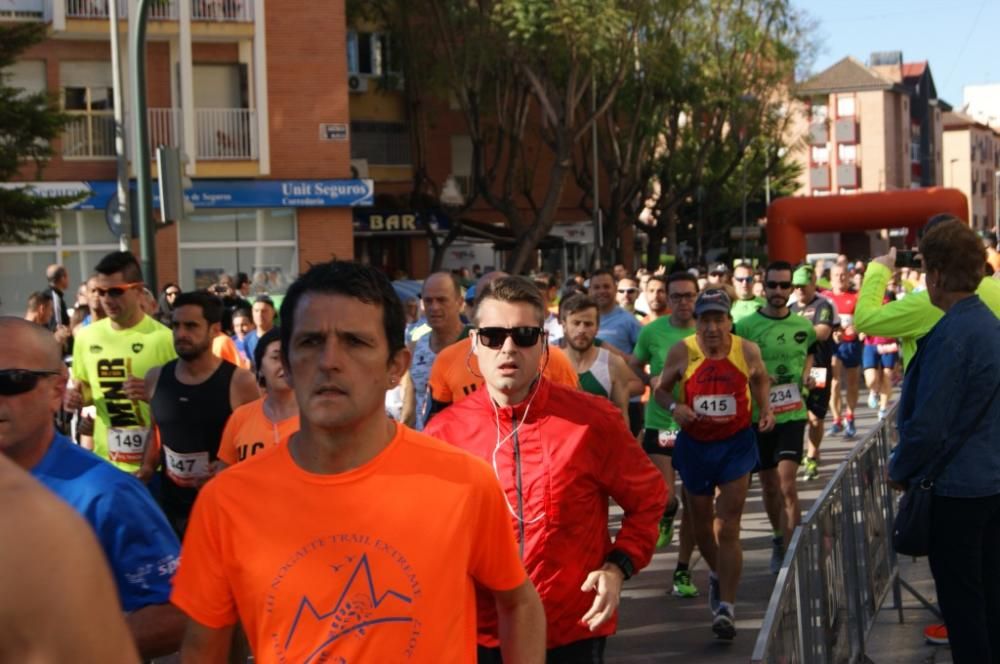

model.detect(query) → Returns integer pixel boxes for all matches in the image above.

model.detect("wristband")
[606,550,635,580]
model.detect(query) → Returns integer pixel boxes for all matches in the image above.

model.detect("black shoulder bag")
[892,384,999,557]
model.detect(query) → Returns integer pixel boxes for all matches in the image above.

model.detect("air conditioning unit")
[350,159,369,179]
[348,75,368,93]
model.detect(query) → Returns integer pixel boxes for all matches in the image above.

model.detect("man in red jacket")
[426,276,667,662]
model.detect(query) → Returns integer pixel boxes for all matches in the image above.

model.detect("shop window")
[177,208,297,294]
[0,210,119,316]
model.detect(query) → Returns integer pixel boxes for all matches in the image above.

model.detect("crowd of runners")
[2,215,1000,662]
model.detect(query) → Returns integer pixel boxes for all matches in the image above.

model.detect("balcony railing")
[63,112,116,158]
[194,108,258,159]
[64,0,252,21]
[65,0,176,19]
[1,0,46,20]
[61,107,258,161]
[192,0,253,22]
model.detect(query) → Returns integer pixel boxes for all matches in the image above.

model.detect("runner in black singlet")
[139,291,259,536]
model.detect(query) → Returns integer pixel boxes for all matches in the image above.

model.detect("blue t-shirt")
[31,434,180,612]
[231,334,251,365]
[597,306,642,354]
[244,329,260,367]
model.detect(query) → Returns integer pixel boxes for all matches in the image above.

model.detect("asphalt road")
[605,405,887,663]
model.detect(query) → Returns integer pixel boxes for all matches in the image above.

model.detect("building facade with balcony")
[1,0,361,312]
[343,20,602,280]
[789,54,945,258]
[942,111,1000,234]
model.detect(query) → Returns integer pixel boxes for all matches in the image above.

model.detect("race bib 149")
[108,428,150,463]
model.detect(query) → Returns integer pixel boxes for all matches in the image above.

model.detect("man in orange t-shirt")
[211,332,246,368]
[171,261,545,663]
[217,328,298,466]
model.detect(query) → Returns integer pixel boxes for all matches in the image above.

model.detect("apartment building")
[345,21,600,280]
[1,0,360,313]
[942,111,999,234]
[789,53,944,257]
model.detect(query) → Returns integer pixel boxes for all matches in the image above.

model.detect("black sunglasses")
[477,327,543,349]
[734,276,753,283]
[0,369,60,396]
[766,281,793,289]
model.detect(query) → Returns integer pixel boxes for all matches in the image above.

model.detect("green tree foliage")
[0,23,79,244]
[575,0,815,268]
[490,0,644,272]
[355,0,815,271]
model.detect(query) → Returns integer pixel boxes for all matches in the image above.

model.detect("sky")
[793,0,1000,109]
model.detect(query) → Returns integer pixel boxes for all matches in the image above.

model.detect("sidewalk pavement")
[865,556,952,663]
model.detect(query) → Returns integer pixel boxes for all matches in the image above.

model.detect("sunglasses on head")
[0,369,60,396]
[766,281,792,290]
[95,282,145,298]
[617,288,638,295]
[477,326,543,349]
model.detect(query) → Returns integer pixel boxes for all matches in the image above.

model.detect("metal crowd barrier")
[751,408,902,663]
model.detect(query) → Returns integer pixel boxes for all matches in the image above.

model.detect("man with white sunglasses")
[426,275,666,663]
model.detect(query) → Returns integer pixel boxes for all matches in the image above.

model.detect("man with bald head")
[406,271,469,429]
[0,317,185,659]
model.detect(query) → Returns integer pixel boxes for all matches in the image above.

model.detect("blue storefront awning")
[1,179,375,210]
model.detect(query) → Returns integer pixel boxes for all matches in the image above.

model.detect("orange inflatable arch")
[766,187,969,263]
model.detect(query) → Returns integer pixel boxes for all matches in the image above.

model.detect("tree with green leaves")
[0,23,79,244]
[491,0,645,272]
[574,0,815,268]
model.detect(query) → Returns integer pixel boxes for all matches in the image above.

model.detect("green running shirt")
[633,317,696,431]
[734,310,816,423]
[731,296,765,324]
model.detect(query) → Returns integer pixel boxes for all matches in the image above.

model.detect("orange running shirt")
[216,398,299,466]
[212,334,246,368]
[428,337,580,404]
[171,425,527,664]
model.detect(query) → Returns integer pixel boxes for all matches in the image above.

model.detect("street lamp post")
[128,0,156,291]
[108,0,129,251]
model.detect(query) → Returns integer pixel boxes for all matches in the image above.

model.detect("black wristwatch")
[605,550,635,580]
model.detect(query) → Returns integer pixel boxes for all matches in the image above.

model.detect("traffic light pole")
[128,0,157,292]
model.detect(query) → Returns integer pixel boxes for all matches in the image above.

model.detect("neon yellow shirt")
[72,315,176,471]
[855,262,1000,369]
